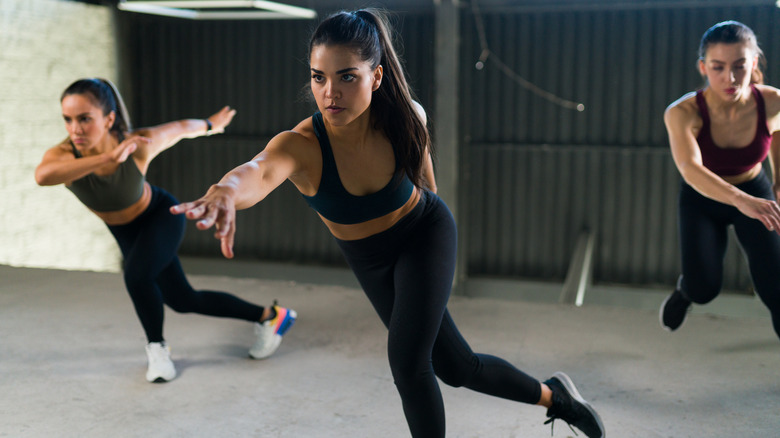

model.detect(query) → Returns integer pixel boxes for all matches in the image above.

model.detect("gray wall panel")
[115,3,774,291]
[466,144,750,291]
[465,144,753,291]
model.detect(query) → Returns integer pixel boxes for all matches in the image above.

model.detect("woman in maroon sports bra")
[661,21,780,339]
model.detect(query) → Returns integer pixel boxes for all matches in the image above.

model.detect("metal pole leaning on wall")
[560,229,596,306]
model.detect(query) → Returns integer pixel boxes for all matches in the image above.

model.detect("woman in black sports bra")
[172,9,604,438]
[661,21,780,339]
[35,78,296,383]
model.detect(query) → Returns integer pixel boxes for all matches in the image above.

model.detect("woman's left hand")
[206,106,237,134]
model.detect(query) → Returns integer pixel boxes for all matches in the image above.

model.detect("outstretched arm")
[34,136,150,186]
[666,99,780,233]
[170,131,302,258]
[133,106,237,167]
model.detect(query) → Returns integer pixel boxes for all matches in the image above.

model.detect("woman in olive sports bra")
[661,21,780,339]
[35,78,296,383]
[172,9,604,438]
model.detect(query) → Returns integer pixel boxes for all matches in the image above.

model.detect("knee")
[431,352,476,388]
[433,367,468,388]
[123,269,154,295]
[161,291,196,314]
[388,353,431,393]
[681,276,720,305]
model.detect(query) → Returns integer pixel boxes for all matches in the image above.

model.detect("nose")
[67,121,83,136]
[728,69,736,83]
[324,81,339,100]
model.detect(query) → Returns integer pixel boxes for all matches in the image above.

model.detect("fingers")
[209,106,237,133]
[168,201,214,227]
[219,225,236,259]
[123,136,150,149]
[114,136,150,162]
[169,202,197,215]
[761,201,780,234]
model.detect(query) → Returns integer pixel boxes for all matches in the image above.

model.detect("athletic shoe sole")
[552,372,605,438]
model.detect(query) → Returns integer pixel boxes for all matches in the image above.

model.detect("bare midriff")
[321,187,422,241]
[92,182,152,225]
[721,162,763,185]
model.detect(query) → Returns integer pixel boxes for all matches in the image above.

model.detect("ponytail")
[61,78,132,142]
[309,9,432,189]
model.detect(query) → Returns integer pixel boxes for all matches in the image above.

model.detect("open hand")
[170,184,238,258]
[205,106,237,134]
[110,136,150,163]
[734,194,780,234]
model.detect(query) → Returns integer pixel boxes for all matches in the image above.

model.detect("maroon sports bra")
[695,85,771,177]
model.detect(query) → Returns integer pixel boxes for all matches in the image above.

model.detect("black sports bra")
[301,112,414,225]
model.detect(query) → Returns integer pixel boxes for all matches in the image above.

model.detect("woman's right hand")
[170,184,238,258]
[108,136,149,163]
[734,193,780,234]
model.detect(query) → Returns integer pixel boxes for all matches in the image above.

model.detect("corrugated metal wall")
[457,3,777,291]
[116,12,434,265]
[115,2,778,291]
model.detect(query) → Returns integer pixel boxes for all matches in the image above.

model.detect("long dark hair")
[61,78,132,142]
[699,20,766,85]
[309,9,432,189]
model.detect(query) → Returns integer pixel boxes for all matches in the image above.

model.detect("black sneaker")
[543,372,604,438]
[660,277,691,331]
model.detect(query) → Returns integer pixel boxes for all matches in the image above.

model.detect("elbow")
[34,170,47,186]
[675,161,700,184]
[34,168,56,186]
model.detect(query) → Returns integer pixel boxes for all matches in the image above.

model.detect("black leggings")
[678,170,780,338]
[336,191,541,438]
[108,186,264,343]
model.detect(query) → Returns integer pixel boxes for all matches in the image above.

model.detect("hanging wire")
[471,0,585,112]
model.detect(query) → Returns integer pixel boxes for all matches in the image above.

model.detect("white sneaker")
[145,342,177,383]
[249,304,297,359]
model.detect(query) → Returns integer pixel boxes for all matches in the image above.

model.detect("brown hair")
[309,9,432,189]
[699,21,766,85]
[61,78,132,142]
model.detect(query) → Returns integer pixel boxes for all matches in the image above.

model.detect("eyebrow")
[709,58,746,64]
[62,112,92,118]
[310,67,359,74]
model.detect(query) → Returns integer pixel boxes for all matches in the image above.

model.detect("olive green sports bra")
[65,142,145,212]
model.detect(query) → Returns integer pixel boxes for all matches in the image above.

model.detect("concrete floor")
[1,260,779,438]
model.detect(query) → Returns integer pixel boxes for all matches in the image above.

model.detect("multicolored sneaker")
[145,342,176,383]
[660,276,691,332]
[543,372,605,438]
[249,302,297,359]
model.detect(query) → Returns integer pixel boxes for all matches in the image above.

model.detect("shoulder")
[267,117,317,150]
[412,100,427,126]
[753,83,780,99]
[259,117,320,164]
[754,84,780,111]
[45,138,76,158]
[754,85,780,133]
[665,91,699,125]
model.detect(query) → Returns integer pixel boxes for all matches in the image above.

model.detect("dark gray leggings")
[336,191,541,438]
[108,186,263,343]
[678,170,780,339]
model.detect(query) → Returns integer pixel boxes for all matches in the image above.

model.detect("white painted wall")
[0,0,121,271]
